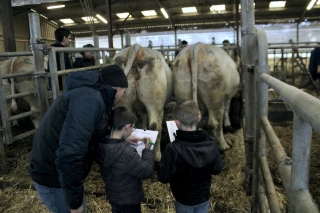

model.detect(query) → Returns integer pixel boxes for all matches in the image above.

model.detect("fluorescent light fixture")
[141,10,157,16]
[31,9,37,12]
[116,13,131,19]
[307,0,317,10]
[160,8,169,19]
[47,5,65,9]
[60,18,74,24]
[210,5,225,11]
[181,7,197,13]
[96,14,108,23]
[81,16,97,22]
[40,14,48,19]
[269,1,286,8]
[239,3,255,9]
[50,20,58,25]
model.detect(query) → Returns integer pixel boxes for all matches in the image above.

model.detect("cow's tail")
[8,57,18,113]
[191,43,201,105]
[124,44,140,76]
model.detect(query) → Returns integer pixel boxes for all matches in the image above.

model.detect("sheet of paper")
[129,129,158,156]
[166,120,178,142]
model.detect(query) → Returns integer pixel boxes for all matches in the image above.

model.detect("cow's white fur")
[173,43,240,150]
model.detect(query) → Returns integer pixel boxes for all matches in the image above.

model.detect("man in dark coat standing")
[29,65,137,213]
[308,44,320,81]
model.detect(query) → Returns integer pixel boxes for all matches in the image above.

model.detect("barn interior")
[1,0,320,212]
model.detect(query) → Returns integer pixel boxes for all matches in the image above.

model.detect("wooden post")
[0,0,16,52]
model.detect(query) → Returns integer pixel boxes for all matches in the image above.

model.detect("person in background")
[157,100,223,213]
[308,43,320,82]
[105,50,116,65]
[29,65,140,213]
[98,106,154,213]
[73,44,95,68]
[175,40,188,58]
[48,27,73,90]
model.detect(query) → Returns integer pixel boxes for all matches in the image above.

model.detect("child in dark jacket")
[98,106,154,213]
[157,100,223,213]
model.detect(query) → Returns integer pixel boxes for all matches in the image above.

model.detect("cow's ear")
[114,56,127,66]
[138,57,155,69]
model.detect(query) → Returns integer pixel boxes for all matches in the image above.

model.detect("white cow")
[173,42,240,151]
[0,56,40,129]
[114,44,173,161]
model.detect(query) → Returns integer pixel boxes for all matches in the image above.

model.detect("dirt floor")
[0,101,249,213]
[1,88,319,212]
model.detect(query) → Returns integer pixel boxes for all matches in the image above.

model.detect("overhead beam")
[155,0,174,26]
[11,0,72,7]
[0,0,17,52]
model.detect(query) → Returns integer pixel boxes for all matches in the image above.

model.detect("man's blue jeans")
[34,182,86,213]
[174,200,210,213]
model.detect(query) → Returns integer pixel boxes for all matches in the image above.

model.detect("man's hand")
[125,135,142,145]
[71,205,83,213]
[143,137,152,149]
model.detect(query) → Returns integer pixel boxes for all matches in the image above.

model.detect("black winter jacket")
[98,138,154,205]
[157,130,223,205]
[29,70,115,209]
[73,57,95,68]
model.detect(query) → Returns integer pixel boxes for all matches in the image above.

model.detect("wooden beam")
[0,0,17,52]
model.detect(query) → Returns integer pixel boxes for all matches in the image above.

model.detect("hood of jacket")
[66,70,116,106]
[101,138,128,167]
[172,130,219,168]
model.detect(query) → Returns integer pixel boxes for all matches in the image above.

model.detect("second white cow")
[173,42,240,151]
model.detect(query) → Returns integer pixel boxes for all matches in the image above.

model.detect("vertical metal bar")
[125,32,131,47]
[0,74,12,146]
[236,0,240,46]
[281,48,285,81]
[102,51,106,65]
[241,0,256,200]
[0,130,7,174]
[106,0,113,48]
[290,114,318,213]
[292,47,295,86]
[120,31,124,48]
[59,52,66,92]
[257,168,267,213]
[174,27,177,48]
[28,13,49,118]
[93,35,100,65]
[48,48,59,100]
[0,0,16,52]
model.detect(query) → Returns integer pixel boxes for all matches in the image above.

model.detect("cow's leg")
[223,98,235,134]
[207,103,230,151]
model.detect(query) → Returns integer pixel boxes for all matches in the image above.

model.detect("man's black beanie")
[100,65,128,88]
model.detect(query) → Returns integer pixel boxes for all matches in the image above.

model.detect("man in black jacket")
[308,44,320,81]
[98,106,154,213]
[49,28,73,90]
[29,65,136,213]
[157,100,223,213]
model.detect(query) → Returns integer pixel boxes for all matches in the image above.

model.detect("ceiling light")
[117,13,131,19]
[47,5,65,9]
[181,7,197,13]
[210,5,225,11]
[40,14,48,19]
[81,16,97,22]
[269,1,286,8]
[160,8,169,19]
[307,0,317,10]
[96,14,108,23]
[60,18,74,24]
[239,3,255,9]
[141,10,157,16]
[50,20,58,25]
[317,0,320,5]
[31,9,37,12]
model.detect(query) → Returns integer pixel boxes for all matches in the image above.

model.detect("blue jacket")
[309,47,320,73]
[29,70,116,209]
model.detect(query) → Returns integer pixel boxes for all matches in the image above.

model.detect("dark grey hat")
[100,65,128,88]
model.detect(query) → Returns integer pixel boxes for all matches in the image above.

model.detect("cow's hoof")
[219,143,231,152]
[223,125,236,133]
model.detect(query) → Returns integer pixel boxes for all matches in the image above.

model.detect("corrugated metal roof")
[12,0,320,34]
